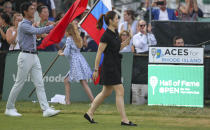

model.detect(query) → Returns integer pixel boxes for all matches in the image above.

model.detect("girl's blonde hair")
[12,13,23,25]
[66,23,83,48]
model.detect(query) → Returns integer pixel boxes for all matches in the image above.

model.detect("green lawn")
[0,102,210,130]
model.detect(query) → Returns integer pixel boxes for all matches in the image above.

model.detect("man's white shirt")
[159,9,169,21]
[132,32,157,53]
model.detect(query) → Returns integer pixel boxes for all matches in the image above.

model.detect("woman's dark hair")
[0,12,11,25]
[20,2,33,17]
[125,9,135,20]
[97,11,116,30]
[173,36,183,44]
[37,5,48,14]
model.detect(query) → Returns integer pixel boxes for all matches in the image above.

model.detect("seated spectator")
[119,9,138,36]
[178,0,202,21]
[145,0,177,21]
[36,5,56,51]
[0,12,11,51]
[6,13,23,51]
[119,30,132,52]
[173,36,184,47]
[132,20,157,53]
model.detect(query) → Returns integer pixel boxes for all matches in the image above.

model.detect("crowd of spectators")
[144,0,203,21]
[0,0,205,54]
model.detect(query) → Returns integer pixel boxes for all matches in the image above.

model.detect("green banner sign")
[2,52,133,104]
[148,64,204,107]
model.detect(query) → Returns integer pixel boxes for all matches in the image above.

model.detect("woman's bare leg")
[113,84,129,123]
[87,86,113,119]
[80,80,94,102]
[64,77,71,104]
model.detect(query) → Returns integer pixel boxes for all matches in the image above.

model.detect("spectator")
[13,0,28,12]
[132,20,157,53]
[119,9,138,36]
[36,5,56,51]
[0,0,4,11]
[30,0,41,23]
[119,30,132,52]
[0,12,11,51]
[37,0,56,21]
[145,0,159,8]
[9,0,16,11]
[80,37,98,52]
[166,0,179,10]
[145,0,177,21]
[6,13,23,51]
[3,1,14,17]
[173,36,184,47]
[80,28,98,52]
[178,0,202,21]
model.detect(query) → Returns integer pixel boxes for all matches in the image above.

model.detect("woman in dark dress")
[84,11,136,126]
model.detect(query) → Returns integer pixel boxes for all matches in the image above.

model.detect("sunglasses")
[139,24,146,27]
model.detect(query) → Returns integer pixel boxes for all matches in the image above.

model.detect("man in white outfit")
[132,20,157,53]
[5,2,60,117]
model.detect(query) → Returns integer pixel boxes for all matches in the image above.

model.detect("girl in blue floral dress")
[58,23,94,104]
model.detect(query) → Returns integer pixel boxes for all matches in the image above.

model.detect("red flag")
[37,0,88,49]
[80,0,111,85]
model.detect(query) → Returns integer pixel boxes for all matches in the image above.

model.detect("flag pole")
[79,0,100,26]
[28,45,66,98]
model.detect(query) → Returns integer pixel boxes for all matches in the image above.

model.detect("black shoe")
[84,113,97,124]
[121,121,137,126]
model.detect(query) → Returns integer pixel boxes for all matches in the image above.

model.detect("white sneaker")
[43,108,60,117]
[5,109,22,117]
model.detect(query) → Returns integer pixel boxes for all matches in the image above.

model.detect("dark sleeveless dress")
[99,28,122,85]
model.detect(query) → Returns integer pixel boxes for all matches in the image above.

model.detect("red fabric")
[175,10,178,17]
[37,0,88,49]
[80,14,105,45]
[81,14,105,85]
